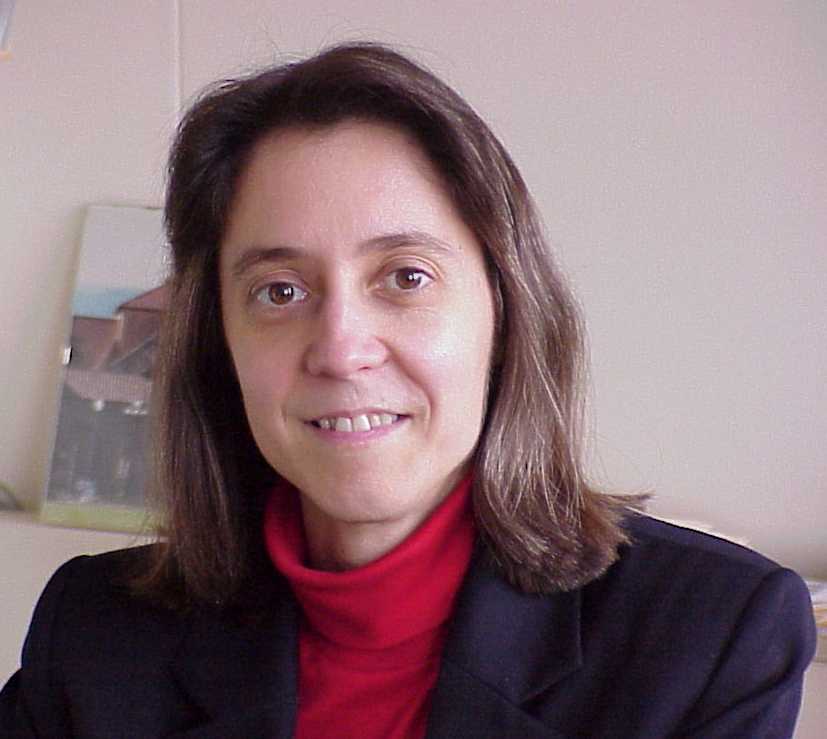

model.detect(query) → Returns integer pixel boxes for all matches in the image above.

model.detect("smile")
[311,412,403,432]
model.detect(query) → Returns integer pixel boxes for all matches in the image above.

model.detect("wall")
[1,1,824,733]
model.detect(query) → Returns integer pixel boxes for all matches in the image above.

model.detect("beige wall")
[1,1,824,734]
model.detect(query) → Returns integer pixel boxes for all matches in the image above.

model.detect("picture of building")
[44,284,168,524]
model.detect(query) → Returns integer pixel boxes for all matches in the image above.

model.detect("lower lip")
[305,416,409,444]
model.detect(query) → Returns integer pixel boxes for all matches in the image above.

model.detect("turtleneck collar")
[262,473,475,652]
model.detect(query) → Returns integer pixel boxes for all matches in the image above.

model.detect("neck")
[300,500,431,571]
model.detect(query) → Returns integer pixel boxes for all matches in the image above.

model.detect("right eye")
[253,282,309,308]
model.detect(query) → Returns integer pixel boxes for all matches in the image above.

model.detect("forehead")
[220,120,476,259]
[244,119,440,185]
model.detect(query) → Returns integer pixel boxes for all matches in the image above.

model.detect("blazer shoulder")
[592,511,815,678]
[20,544,189,689]
[2,545,185,737]
[620,511,783,578]
[34,545,161,618]
[522,513,817,737]
[614,516,819,736]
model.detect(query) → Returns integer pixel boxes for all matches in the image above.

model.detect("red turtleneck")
[263,474,475,739]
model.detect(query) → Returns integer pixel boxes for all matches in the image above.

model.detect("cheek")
[410,305,494,426]
[230,337,293,423]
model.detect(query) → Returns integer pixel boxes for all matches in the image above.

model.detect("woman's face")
[219,120,495,536]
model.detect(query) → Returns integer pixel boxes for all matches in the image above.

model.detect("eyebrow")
[229,230,458,279]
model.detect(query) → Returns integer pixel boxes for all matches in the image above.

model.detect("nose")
[303,288,388,378]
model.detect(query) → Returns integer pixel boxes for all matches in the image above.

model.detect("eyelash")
[251,267,434,309]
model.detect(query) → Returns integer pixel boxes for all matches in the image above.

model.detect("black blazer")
[1,514,816,738]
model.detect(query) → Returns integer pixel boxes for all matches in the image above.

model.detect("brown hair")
[140,41,632,608]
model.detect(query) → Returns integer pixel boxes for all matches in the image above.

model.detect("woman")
[1,43,815,738]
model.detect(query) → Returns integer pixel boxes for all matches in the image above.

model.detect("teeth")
[314,413,400,432]
[352,414,371,432]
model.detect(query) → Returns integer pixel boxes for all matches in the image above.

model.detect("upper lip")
[304,408,407,422]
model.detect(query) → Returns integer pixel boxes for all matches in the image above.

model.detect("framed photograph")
[41,204,168,532]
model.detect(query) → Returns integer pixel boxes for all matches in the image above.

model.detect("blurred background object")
[0,0,15,57]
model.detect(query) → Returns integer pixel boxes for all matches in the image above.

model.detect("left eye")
[253,282,309,307]
[384,268,433,292]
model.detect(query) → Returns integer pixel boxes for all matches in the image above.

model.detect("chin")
[303,480,435,526]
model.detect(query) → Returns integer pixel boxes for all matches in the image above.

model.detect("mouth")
[308,412,408,433]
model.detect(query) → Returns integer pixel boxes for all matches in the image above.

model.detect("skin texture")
[220,121,495,570]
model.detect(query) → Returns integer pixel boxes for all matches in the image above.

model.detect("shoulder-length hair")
[139,41,631,609]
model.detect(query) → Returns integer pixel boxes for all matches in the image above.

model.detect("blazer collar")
[167,550,582,739]
[168,575,300,739]
[426,551,582,739]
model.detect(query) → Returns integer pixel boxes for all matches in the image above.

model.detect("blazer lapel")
[427,554,582,739]
[168,577,300,739]
[164,553,581,738]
